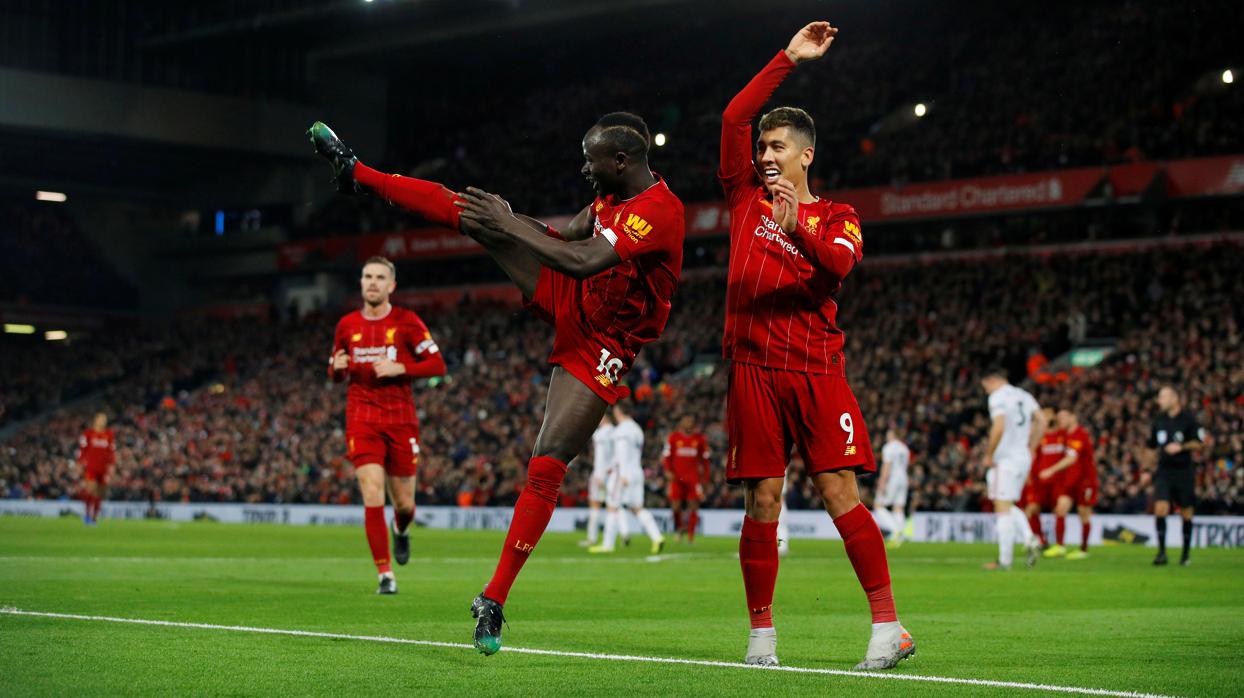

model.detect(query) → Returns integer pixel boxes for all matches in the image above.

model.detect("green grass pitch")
[1,516,1240,696]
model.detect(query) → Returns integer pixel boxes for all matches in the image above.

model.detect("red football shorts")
[726,361,874,482]
[1076,480,1099,508]
[83,466,110,485]
[346,421,420,477]
[524,267,633,405]
[668,479,701,502]
[1028,479,1065,510]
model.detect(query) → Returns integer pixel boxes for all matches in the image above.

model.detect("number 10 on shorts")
[596,348,623,385]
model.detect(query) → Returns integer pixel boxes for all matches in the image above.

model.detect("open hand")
[785,22,838,64]
[455,187,516,231]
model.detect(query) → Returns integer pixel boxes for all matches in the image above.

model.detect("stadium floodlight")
[35,190,67,202]
[914,103,927,118]
[45,330,68,341]
[654,133,667,147]
[1224,69,1235,84]
[4,324,36,335]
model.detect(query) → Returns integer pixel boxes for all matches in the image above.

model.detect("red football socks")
[364,505,391,574]
[1029,513,1046,546]
[672,508,683,535]
[687,510,699,542]
[739,516,779,629]
[394,506,414,534]
[352,162,462,229]
[483,456,568,605]
[1081,520,1091,552]
[1055,515,1066,546]
[834,504,898,624]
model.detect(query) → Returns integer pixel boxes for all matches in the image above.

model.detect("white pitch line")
[0,608,1176,697]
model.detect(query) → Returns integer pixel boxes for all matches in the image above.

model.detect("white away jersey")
[881,439,910,483]
[591,424,616,477]
[611,418,645,480]
[988,384,1041,465]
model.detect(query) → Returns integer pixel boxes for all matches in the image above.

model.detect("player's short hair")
[362,256,396,281]
[759,106,816,148]
[596,111,651,148]
[981,365,1008,380]
[591,126,649,163]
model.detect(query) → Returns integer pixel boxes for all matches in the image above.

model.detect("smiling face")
[756,125,814,191]
[581,128,620,196]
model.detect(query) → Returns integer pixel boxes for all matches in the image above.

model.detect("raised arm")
[720,23,838,192]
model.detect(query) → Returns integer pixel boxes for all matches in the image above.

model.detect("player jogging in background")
[1146,386,1205,567]
[662,414,710,542]
[979,368,1047,571]
[306,111,685,652]
[875,430,911,548]
[591,403,665,555]
[1055,409,1096,560]
[329,257,447,595]
[719,22,913,670]
[582,415,616,547]
[77,412,115,525]
[1022,407,1063,550]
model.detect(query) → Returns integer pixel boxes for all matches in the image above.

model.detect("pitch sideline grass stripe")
[0,608,1176,698]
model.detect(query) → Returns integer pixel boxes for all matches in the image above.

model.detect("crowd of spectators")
[3,238,1240,515]
[302,0,1241,237]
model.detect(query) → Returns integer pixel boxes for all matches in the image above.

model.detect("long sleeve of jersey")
[719,50,797,195]
[785,208,864,280]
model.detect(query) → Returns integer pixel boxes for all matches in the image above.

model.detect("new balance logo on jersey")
[350,333,363,343]
[844,445,858,456]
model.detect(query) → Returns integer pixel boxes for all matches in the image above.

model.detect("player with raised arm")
[305,111,685,652]
[329,257,447,594]
[662,414,710,542]
[77,412,115,525]
[979,368,1047,571]
[875,429,911,548]
[590,402,665,555]
[582,415,616,547]
[718,22,913,670]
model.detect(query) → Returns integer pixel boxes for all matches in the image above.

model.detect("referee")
[1146,386,1206,566]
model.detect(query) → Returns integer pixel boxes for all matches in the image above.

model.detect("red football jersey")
[77,428,116,472]
[1033,428,1066,477]
[662,431,710,483]
[719,51,864,374]
[1062,426,1097,486]
[331,305,439,425]
[583,176,685,356]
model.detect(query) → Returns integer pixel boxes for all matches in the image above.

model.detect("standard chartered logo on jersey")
[753,215,801,257]
[352,345,394,363]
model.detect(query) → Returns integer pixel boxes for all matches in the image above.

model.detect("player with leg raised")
[305,112,685,652]
[718,22,913,669]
